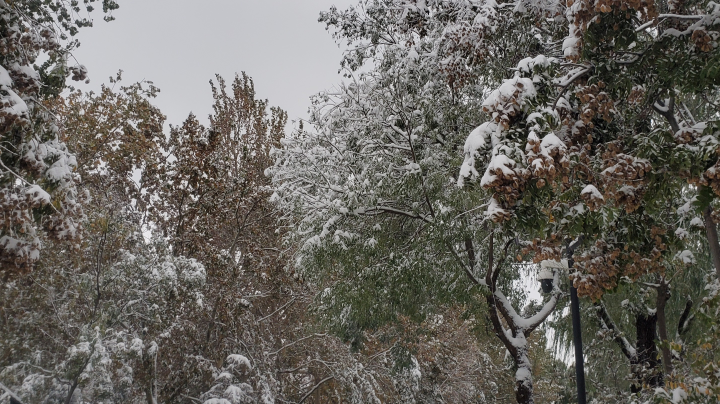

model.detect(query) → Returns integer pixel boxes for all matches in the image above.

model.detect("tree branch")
[0,382,24,404]
[594,301,637,361]
[653,97,680,133]
[353,206,433,223]
[297,376,334,404]
[676,298,693,337]
[485,292,517,358]
[258,297,296,323]
[465,236,477,272]
[552,67,592,109]
[655,279,673,375]
[492,238,515,288]
[444,240,486,287]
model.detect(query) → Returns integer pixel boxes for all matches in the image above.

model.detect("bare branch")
[594,301,637,361]
[353,206,433,223]
[258,297,297,323]
[268,334,328,357]
[297,377,334,404]
[677,298,693,337]
[444,240,486,287]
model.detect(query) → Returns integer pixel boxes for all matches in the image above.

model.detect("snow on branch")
[594,301,637,360]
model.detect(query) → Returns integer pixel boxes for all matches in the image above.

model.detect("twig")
[258,297,296,323]
[297,377,334,404]
[552,67,592,109]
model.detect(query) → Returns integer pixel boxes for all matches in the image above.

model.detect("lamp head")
[538,268,554,293]
[538,259,567,294]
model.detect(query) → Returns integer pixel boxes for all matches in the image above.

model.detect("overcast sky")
[72,0,356,129]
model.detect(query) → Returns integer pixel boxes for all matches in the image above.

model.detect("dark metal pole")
[568,255,587,404]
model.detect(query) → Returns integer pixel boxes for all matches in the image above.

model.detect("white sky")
[71,0,356,129]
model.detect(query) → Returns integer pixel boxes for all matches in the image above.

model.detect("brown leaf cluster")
[691,28,714,52]
[483,80,533,130]
[700,159,720,196]
[601,145,652,213]
[526,135,570,188]
[573,227,667,298]
[440,25,490,89]
[522,235,563,263]
[0,8,84,273]
[484,165,530,216]
[627,85,646,106]
[572,240,622,300]
[568,0,657,34]
[566,0,656,61]
[581,187,605,211]
[577,82,615,125]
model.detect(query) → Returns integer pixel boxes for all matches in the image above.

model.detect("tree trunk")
[514,350,535,404]
[631,312,662,392]
[64,351,94,404]
[656,281,673,377]
[703,206,720,281]
[64,380,79,404]
[484,293,535,404]
[144,342,159,404]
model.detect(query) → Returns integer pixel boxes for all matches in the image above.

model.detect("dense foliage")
[272,0,720,403]
[2,0,720,403]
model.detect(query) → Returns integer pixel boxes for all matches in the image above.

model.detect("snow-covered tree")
[443,0,720,398]
[270,3,573,403]
[0,76,208,404]
[270,0,720,401]
[0,0,120,271]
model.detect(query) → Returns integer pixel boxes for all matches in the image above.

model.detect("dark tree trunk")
[631,312,662,392]
[656,281,673,377]
[704,206,720,281]
[514,355,535,404]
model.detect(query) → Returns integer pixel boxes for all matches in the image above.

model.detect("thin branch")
[268,334,327,357]
[297,377,334,404]
[658,13,704,20]
[444,240,486,287]
[257,297,296,323]
[353,205,433,223]
[179,395,202,404]
[594,301,637,361]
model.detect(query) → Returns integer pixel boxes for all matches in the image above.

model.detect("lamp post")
[540,252,586,404]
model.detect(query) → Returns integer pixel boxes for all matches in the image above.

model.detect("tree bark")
[656,280,673,377]
[484,293,535,404]
[457,232,562,404]
[145,343,159,404]
[64,350,94,404]
[632,312,662,392]
[703,205,720,281]
[594,301,636,361]
[513,349,535,404]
